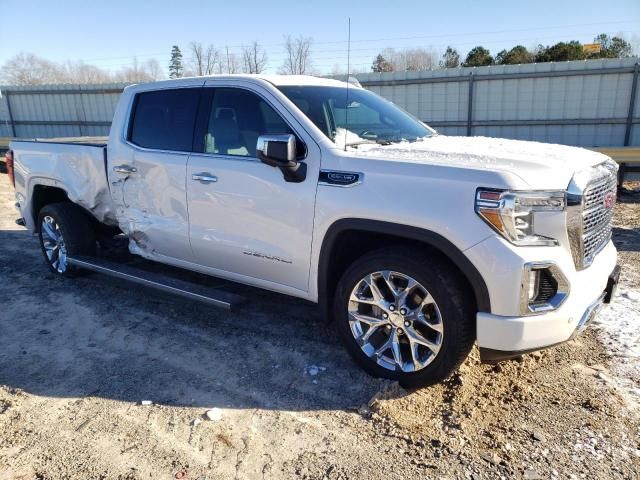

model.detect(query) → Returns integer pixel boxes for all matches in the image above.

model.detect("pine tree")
[371,54,394,73]
[495,45,533,65]
[462,46,493,67]
[535,41,585,62]
[169,45,183,79]
[440,47,460,68]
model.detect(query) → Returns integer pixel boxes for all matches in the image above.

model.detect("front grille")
[581,173,616,266]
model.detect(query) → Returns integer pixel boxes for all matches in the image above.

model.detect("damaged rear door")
[109,87,201,260]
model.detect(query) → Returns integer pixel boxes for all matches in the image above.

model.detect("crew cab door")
[186,82,320,292]
[107,86,201,260]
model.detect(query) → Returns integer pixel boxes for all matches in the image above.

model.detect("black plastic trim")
[479,344,561,364]
[318,218,491,314]
[604,264,621,304]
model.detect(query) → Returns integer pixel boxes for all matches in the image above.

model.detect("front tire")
[37,203,96,277]
[333,247,476,388]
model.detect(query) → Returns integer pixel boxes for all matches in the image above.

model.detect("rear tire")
[37,203,96,277]
[333,246,476,388]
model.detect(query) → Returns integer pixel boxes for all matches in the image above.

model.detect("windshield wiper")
[344,139,393,147]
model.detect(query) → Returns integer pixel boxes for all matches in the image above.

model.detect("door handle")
[113,164,137,174]
[192,173,218,183]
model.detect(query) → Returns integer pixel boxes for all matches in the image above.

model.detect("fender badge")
[319,170,362,187]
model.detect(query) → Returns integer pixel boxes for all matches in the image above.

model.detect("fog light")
[520,262,570,315]
[528,270,540,301]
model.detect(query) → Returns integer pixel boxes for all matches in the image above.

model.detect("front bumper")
[467,237,618,361]
[480,265,618,362]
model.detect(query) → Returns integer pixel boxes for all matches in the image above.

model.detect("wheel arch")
[317,218,491,320]
[31,184,71,231]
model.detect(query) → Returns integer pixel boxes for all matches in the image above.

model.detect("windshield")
[278,85,435,147]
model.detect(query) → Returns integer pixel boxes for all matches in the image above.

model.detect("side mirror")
[256,134,306,183]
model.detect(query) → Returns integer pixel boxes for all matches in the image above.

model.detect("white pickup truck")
[7,75,620,387]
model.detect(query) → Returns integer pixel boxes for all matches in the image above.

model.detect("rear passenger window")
[129,88,200,152]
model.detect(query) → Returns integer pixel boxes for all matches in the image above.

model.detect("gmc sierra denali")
[7,75,620,387]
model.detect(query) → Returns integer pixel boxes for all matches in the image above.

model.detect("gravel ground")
[0,172,638,480]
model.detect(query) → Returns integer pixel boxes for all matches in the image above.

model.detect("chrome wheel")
[41,216,68,273]
[348,270,443,373]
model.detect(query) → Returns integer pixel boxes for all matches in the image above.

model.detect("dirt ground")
[0,172,638,480]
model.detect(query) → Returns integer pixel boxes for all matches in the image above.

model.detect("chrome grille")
[581,172,616,266]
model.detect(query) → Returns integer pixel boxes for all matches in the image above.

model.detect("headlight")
[475,189,565,246]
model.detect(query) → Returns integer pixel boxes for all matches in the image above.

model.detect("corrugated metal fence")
[0,83,129,138]
[356,58,639,147]
[0,57,638,147]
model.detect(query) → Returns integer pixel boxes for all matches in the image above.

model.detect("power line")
[90,29,639,71]
[76,19,640,64]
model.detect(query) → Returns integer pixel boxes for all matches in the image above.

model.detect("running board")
[67,256,243,310]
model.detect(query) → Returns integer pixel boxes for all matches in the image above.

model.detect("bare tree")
[217,47,241,74]
[189,41,218,76]
[61,61,112,83]
[114,58,164,83]
[330,63,365,76]
[279,35,313,75]
[242,41,268,74]
[144,59,164,81]
[0,52,165,85]
[0,52,65,85]
[378,47,438,72]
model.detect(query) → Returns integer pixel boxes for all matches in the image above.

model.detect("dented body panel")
[106,78,205,260]
[11,139,117,231]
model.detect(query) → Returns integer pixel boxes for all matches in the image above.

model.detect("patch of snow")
[352,135,603,167]
[333,128,367,149]
[622,290,640,302]
[205,408,222,421]
[346,135,607,189]
[592,285,640,411]
[304,365,327,377]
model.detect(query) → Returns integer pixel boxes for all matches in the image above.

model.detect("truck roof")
[125,74,357,93]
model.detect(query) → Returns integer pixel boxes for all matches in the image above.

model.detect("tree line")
[168,35,313,78]
[0,35,314,85]
[371,34,634,72]
[0,32,635,85]
[0,53,164,85]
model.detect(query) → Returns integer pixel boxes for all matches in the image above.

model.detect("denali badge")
[329,172,356,183]
[319,170,363,187]
[603,191,616,209]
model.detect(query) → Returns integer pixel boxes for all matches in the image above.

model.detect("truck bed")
[10,137,117,231]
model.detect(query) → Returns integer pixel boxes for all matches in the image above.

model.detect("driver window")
[205,88,294,157]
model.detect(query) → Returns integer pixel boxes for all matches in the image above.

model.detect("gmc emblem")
[603,191,616,209]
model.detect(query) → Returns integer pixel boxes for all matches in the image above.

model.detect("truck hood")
[350,135,610,190]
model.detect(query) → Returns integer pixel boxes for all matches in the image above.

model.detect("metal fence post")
[4,91,17,137]
[466,72,474,137]
[624,62,639,147]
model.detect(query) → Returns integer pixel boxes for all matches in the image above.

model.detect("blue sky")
[3,0,640,75]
